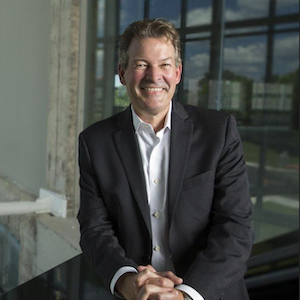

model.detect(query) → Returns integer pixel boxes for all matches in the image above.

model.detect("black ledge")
[0,230,298,300]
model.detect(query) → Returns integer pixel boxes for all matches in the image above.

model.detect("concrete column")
[47,0,80,217]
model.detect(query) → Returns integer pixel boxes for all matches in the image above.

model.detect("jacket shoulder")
[181,104,234,130]
[79,109,128,140]
[183,104,229,120]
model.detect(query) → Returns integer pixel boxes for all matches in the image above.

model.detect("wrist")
[181,291,193,300]
[115,272,135,295]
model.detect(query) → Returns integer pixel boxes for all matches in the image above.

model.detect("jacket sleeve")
[183,115,253,300]
[77,133,138,290]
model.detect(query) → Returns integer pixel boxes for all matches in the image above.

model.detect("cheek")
[164,71,179,83]
[125,71,141,85]
[131,70,144,80]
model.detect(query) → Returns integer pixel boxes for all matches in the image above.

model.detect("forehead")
[127,37,176,61]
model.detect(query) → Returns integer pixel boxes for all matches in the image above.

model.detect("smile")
[142,87,164,91]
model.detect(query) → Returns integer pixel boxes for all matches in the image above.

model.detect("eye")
[161,63,171,68]
[134,63,147,69]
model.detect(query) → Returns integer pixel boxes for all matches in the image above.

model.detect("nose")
[145,66,162,82]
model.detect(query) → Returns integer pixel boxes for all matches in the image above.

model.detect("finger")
[137,265,157,273]
[148,289,182,300]
[157,271,183,285]
[135,268,160,288]
[137,284,173,300]
[145,276,174,288]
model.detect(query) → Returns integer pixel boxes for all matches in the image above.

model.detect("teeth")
[143,87,163,91]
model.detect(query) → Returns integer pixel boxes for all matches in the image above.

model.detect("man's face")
[119,37,182,117]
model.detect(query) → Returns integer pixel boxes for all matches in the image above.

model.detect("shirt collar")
[131,101,172,133]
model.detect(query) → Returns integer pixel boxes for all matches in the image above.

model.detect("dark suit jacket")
[77,101,253,300]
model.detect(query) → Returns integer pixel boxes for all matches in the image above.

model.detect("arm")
[183,115,253,299]
[77,133,138,289]
[115,265,184,300]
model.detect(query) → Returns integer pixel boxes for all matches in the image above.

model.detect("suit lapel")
[113,107,152,236]
[168,102,194,227]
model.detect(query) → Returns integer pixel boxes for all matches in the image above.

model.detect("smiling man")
[118,36,182,132]
[78,19,253,300]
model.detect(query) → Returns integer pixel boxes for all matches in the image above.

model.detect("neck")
[133,107,169,133]
[140,112,167,133]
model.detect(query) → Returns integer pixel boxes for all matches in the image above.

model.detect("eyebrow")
[133,57,173,63]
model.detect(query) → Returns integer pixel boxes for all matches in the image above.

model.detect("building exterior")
[0,0,299,295]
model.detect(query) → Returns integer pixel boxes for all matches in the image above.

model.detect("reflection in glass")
[224,0,268,21]
[0,224,19,293]
[273,34,299,77]
[225,26,268,35]
[223,36,267,81]
[276,0,299,15]
[114,75,130,113]
[221,31,299,242]
[119,0,144,34]
[186,32,211,39]
[183,41,210,107]
[88,46,104,125]
[274,23,299,31]
[187,0,212,27]
[149,0,181,27]
[97,0,105,37]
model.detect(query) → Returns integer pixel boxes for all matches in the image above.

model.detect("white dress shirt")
[110,102,204,300]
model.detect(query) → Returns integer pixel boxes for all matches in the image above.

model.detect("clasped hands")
[115,265,185,300]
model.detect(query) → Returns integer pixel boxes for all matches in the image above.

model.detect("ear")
[175,63,182,85]
[118,64,126,85]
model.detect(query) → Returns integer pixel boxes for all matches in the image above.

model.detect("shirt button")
[154,246,160,252]
[153,211,160,218]
[153,179,160,184]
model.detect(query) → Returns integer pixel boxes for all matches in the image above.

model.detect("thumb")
[137,265,157,273]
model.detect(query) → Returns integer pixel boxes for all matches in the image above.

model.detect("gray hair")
[118,18,182,69]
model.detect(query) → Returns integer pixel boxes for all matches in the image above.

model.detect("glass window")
[114,74,131,113]
[149,0,181,27]
[97,0,105,37]
[276,0,299,15]
[225,26,268,35]
[84,0,299,248]
[225,0,269,21]
[222,31,299,243]
[187,0,213,27]
[221,35,267,193]
[223,35,267,82]
[0,224,19,293]
[119,0,144,34]
[183,41,210,107]
[273,33,299,77]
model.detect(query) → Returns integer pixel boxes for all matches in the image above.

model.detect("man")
[78,19,253,300]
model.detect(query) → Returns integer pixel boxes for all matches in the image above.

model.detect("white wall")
[0,0,50,196]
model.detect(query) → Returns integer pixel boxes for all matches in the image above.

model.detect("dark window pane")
[273,33,299,76]
[149,0,181,27]
[119,0,144,34]
[97,0,105,37]
[187,0,213,27]
[225,0,269,21]
[183,41,210,107]
[221,32,299,242]
[276,0,299,15]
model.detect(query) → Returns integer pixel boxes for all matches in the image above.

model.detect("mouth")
[141,87,166,92]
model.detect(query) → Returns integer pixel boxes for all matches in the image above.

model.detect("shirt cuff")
[110,266,138,295]
[176,284,205,300]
